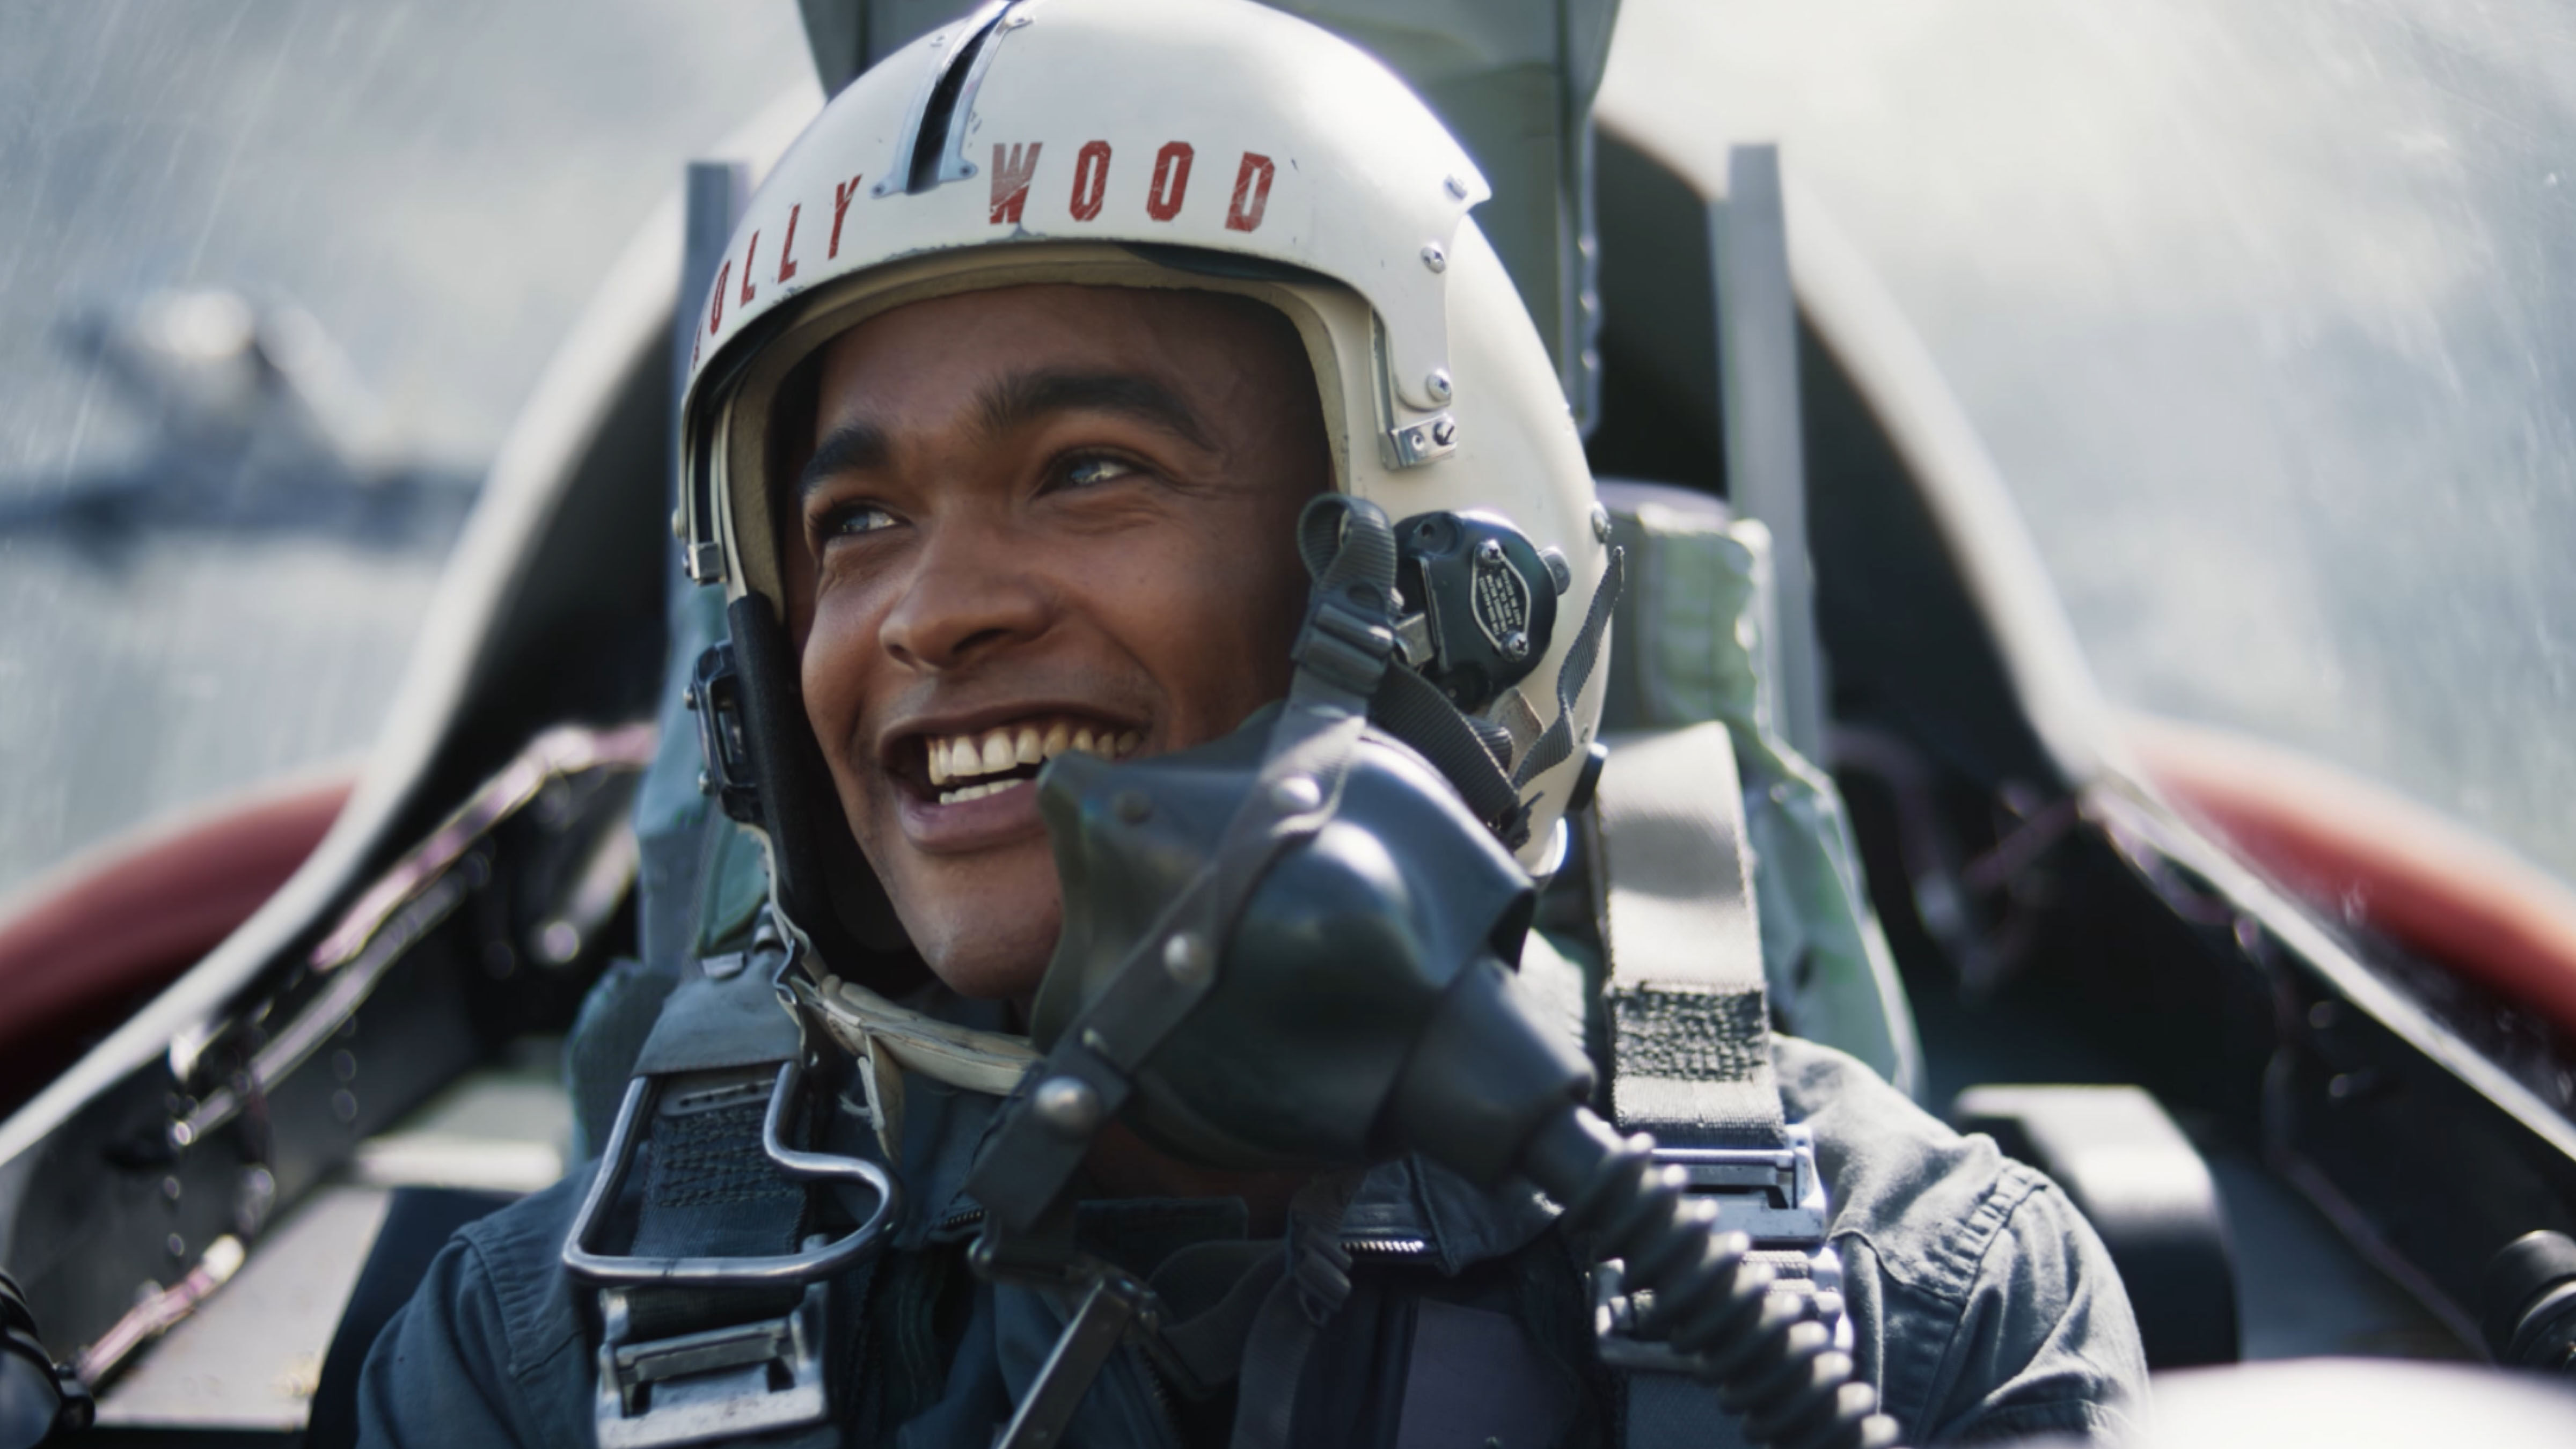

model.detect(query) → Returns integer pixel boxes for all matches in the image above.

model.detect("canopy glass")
[1611,0,2576,889]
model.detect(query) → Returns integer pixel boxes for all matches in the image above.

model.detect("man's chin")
[897,884,1064,1005]
[924,952,1053,1004]
[861,808,1063,987]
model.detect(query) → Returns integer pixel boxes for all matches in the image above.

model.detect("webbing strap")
[1362,545,1625,852]
[627,964,812,1268]
[1145,1244,1287,1394]
[1368,662,1523,836]
[631,957,802,1075]
[1593,723,1784,1151]
[1227,1176,1358,1449]
[1514,545,1624,790]
[1594,726,1857,1448]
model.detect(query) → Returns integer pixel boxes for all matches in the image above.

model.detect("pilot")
[357,3,2146,1445]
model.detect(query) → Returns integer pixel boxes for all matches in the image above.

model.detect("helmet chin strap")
[801,972,1037,1093]
[795,968,1037,1159]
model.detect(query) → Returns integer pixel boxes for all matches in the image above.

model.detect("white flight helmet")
[677,0,1612,905]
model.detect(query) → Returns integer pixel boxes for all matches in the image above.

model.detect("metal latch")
[565,1060,903,1447]
[989,1268,1160,1449]
[1652,1122,1831,1245]
[1593,1125,1850,1373]
[594,1279,828,1448]
[564,1060,900,1289]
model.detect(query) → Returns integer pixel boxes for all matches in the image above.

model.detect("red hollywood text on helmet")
[702,142,1279,342]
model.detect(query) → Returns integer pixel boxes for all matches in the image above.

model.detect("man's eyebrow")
[974,369,1214,452]
[799,421,890,499]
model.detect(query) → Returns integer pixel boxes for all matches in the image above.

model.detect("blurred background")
[2,0,2572,906]
[0,1,813,898]
[1606,1,2576,899]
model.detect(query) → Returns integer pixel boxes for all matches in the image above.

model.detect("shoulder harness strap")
[1588,723,1851,1446]
[560,923,901,1448]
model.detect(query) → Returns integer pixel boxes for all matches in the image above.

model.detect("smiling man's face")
[783,284,1329,1000]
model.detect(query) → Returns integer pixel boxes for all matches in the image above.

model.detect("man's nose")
[876,521,1052,671]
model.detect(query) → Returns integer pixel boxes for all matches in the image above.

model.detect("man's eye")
[1062,455,1140,489]
[822,502,902,538]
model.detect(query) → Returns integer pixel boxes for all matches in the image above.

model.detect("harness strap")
[1227,1175,1359,1449]
[621,963,817,1328]
[1513,544,1624,791]
[566,949,892,1448]
[1368,660,1524,838]
[1145,1243,1289,1394]
[1591,723,1849,1449]
[1593,723,1783,1153]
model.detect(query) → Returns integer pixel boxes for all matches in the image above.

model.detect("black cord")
[1521,1109,1905,1449]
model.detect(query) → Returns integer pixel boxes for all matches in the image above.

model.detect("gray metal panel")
[91,1054,573,1430]
[1716,145,1827,765]
[91,1187,392,1431]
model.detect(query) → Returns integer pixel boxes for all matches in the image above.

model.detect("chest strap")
[1590,724,1849,1440]
[562,929,901,1448]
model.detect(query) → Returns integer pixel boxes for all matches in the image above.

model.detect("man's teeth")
[925,717,1143,799]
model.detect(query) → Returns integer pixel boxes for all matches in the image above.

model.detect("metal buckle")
[565,1060,899,1445]
[594,1277,828,1448]
[1291,598,1396,701]
[1651,1123,1830,1245]
[563,1059,901,1287]
[1593,1125,1850,1373]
